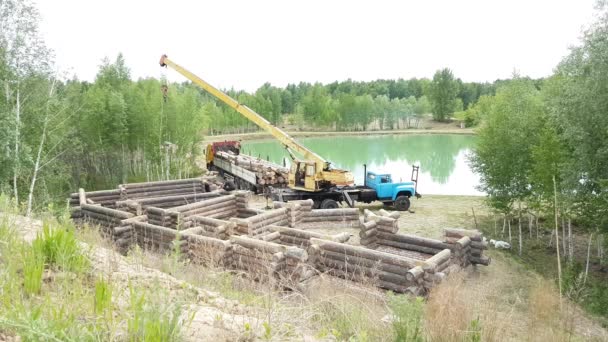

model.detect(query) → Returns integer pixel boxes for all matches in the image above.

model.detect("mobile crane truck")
[160,55,420,210]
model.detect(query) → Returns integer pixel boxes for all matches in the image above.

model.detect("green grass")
[0,202,193,341]
[126,281,189,342]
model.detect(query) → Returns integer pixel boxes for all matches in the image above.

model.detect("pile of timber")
[443,228,490,266]
[359,209,400,247]
[186,216,235,240]
[362,210,490,268]
[146,194,237,229]
[266,225,351,248]
[69,177,216,215]
[116,192,223,215]
[179,226,233,266]
[216,151,289,186]
[301,208,361,226]
[80,203,134,233]
[126,220,232,266]
[308,237,443,294]
[274,199,313,227]
[230,236,312,284]
[231,207,289,236]
[120,178,207,200]
[129,221,182,252]
[235,191,258,218]
[69,189,122,214]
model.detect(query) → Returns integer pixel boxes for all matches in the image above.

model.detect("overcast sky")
[36,0,597,92]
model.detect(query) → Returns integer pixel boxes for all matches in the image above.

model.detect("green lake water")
[242,134,482,196]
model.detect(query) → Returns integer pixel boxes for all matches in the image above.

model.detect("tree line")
[468,4,608,317]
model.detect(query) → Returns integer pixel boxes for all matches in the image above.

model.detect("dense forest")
[0,0,504,212]
[0,0,606,247]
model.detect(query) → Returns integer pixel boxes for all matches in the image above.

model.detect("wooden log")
[207,211,237,219]
[319,257,410,287]
[145,207,167,215]
[233,246,276,261]
[247,208,287,223]
[378,209,400,219]
[173,201,235,217]
[262,231,281,241]
[124,183,205,196]
[81,204,134,219]
[280,235,310,247]
[317,262,409,291]
[361,221,377,230]
[307,208,359,217]
[70,189,121,198]
[231,235,286,254]
[470,255,491,266]
[310,238,419,269]
[122,178,204,189]
[267,225,327,240]
[188,216,230,227]
[301,216,359,222]
[126,187,205,198]
[376,235,443,255]
[320,249,410,277]
[284,246,308,261]
[128,192,220,204]
[82,211,123,225]
[171,194,235,212]
[185,234,231,249]
[444,228,482,241]
[359,228,377,239]
[183,205,236,218]
[81,218,116,228]
[426,249,451,268]
[378,232,450,251]
[78,188,86,205]
[332,232,351,243]
[471,240,488,250]
[359,237,378,246]
[406,266,424,281]
[113,226,132,235]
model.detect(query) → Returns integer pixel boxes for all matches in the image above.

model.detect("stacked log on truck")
[216,151,289,187]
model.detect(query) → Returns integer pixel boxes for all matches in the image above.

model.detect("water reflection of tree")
[243,135,474,184]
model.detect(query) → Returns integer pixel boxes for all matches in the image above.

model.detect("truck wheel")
[394,196,410,211]
[223,181,236,191]
[320,199,339,209]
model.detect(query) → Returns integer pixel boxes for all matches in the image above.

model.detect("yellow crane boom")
[160,55,354,191]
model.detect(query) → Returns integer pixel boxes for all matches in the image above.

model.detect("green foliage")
[469,79,545,213]
[127,283,186,342]
[22,240,44,295]
[429,68,459,121]
[35,223,89,273]
[387,293,424,342]
[94,276,113,315]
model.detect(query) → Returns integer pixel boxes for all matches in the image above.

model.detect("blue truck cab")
[364,168,420,211]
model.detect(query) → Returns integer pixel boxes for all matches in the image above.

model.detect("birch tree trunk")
[584,233,593,285]
[508,218,512,244]
[568,219,573,264]
[26,79,56,217]
[518,202,523,256]
[553,176,562,303]
[13,86,20,203]
[562,217,567,258]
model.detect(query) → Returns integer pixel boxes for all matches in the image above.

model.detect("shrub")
[387,293,424,342]
[35,223,89,273]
